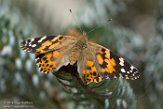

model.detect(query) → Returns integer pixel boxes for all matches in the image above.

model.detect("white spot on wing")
[98,77,102,82]
[38,36,47,43]
[121,68,126,73]
[130,66,134,70]
[125,76,129,79]
[31,44,37,47]
[119,57,124,66]
[106,76,110,79]
[31,38,34,41]
[28,40,32,46]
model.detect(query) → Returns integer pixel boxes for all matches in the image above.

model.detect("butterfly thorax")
[76,35,88,49]
[69,35,88,65]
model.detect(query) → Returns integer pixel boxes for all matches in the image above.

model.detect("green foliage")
[144,37,163,109]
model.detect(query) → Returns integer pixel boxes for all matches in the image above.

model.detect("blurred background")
[0,0,163,109]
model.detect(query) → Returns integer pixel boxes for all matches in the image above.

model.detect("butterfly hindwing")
[35,46,71,74]
[77,49,103,84]
[35,50,59,73]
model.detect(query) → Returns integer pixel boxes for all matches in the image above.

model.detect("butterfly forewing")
[90,42,139,80]
[77,42,140,84]
[20,35,77,74]
[20,35,76,54]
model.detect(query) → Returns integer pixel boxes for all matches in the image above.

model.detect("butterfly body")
[20,33,140,84]
[69,34,88,65]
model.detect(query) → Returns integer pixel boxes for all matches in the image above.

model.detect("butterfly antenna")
[87,18,112,35]
[69,9,83,33]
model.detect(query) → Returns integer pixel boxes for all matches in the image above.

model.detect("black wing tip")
[20,39,29,49]
[20,41,25,47]
[19,41,32,52]
[134,70,140,79]
[128,69,140,80]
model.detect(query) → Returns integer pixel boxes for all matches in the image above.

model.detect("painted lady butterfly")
[20,31,140,84]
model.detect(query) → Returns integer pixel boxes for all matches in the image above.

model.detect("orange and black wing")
[77,42,140,84]
[20,35,76,54]
[94,43,139,80]
[35,47,70,74]
[77,55,104,84]
[20,35,77,74]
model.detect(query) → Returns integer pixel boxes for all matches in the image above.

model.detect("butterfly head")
[77,32,88,49]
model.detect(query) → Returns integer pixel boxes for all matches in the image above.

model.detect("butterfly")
[20,30,140,84]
